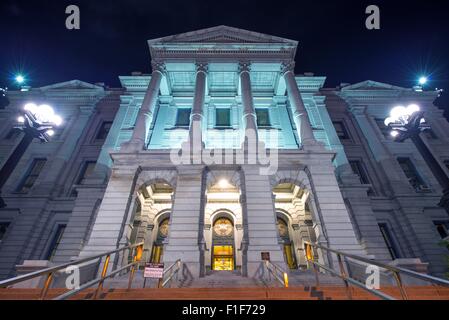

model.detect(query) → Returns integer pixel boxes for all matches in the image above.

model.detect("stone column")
[188,62,207,147]
[239,62,259,146]
[163,165,204,278]
[78,165,138,276]
[122,61,165,151]
[282,62,316,146]
[242,165,286,277]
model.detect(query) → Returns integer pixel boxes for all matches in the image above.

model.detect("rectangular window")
[375,118,391,138]
[215,108,231,127]
[333,121,349,140]
[76,161,96,185]
[96,121,113,140]
[378,223,400,260]
[256,109,271,127]
[17,159,46,193]
[349,160,371,184]
[397,157,428,192]
[433,221,449,239]
[4,128,20,140]
[175,108,191,127]
[45,224,66,261]
[0,222,10,242]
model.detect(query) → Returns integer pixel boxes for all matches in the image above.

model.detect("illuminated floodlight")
[418,76,428,85]
[15,75,25,84]
[390,130,399,137]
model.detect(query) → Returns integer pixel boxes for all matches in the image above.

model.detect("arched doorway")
[276,216,297,269]
[150,217,170,263]
[212,217,235,271]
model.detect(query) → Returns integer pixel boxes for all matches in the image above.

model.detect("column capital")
[348,105,368,116]
[151,60,166,75]
[238,61,251,74]
[195,62,208,74]
[281,61,296,75]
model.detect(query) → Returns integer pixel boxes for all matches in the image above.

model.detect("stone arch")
[205,168,242,190]
[136,169,177,193]
[154,208,171,225]
[269,168,311,191]
[210,209,237,224]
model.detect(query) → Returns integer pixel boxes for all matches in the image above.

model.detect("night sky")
[1,0,448,115]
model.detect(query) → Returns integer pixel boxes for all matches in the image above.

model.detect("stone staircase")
[1,266,448,300]
[1,285,449,300]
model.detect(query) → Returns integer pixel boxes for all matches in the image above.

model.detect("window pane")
[0,222,10,241]
[46,225,66,261]
[215,108,231,127]
[349,160,370,184]
[333,121,349,139]
[96,121,112,140]
[17,159,46,193]
[397,157,427,190]
[77,161,96,185]
[176,109,191,127]
[433,221,449,239]
[256,109,270,127]
[375,119,391,137]
[378,223,400,259]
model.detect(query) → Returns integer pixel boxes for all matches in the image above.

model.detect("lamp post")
[0,103,62,208]
[385,104,449,215]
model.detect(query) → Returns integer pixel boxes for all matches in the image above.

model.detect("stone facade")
[0,26,448,281]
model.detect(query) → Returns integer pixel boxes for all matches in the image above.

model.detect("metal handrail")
[0,242,144,300]
[303,241,449,300]
[161,259,182,288]
[264,260,289,288]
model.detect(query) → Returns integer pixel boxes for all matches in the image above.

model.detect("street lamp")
[0,103,62,208]
[15,75,25,85]
[385,104,449,215]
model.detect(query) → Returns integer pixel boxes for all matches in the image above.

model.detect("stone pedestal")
[13,260,54,288]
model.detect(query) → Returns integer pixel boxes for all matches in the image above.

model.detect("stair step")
[1,286,448,300]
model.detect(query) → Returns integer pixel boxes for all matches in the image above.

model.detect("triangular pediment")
[148,25,297,45]
[341,80,407,91]
[40,80,104,91]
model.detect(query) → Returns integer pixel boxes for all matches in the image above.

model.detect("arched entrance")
[277,216,297,269]
[128,181,174,264]
[212,217,235,271]
[150,217,170,263]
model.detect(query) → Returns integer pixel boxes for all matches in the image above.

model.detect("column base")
[301,139,326,151]
[120,139,145,153]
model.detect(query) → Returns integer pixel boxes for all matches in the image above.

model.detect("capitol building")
[0,26,448,292]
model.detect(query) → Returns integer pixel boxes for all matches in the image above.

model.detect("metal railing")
[160,259,182,288]
[263,260,289,288]
[303,241,449,300]
[0,242,144,300]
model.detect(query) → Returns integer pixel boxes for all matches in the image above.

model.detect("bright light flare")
[46,129,55,137]
[418,76,428,85]
[23,103,62,125]
[218,179,230,189]
[390,106,407,120]
[17,116,25,123]
[406,104,420,115]
[15,75,25,84]
[390,130,399,137]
